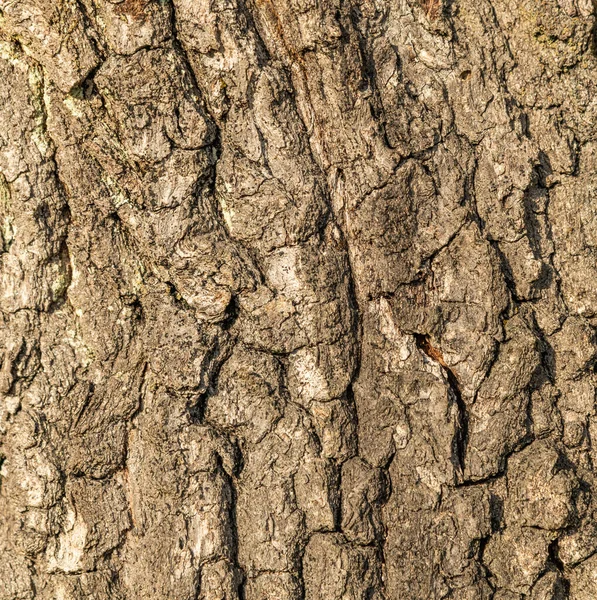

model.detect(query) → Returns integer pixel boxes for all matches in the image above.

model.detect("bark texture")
[2,0,597,598]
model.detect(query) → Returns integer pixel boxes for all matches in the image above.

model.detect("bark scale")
[1,0,597,598]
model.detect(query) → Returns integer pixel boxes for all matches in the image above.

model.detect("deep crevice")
[415,333,468,481]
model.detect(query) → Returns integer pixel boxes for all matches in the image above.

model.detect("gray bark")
[1,0,597,598]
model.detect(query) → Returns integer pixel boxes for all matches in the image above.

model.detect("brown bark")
[2,0,597,598]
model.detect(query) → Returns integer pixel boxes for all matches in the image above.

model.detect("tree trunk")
[1,0,597,598]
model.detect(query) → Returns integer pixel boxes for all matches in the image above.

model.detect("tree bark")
[1,0,597,598]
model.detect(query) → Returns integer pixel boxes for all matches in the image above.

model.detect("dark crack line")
[415,333,468,482]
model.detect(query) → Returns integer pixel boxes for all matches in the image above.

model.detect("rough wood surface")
[1,0,597,598]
